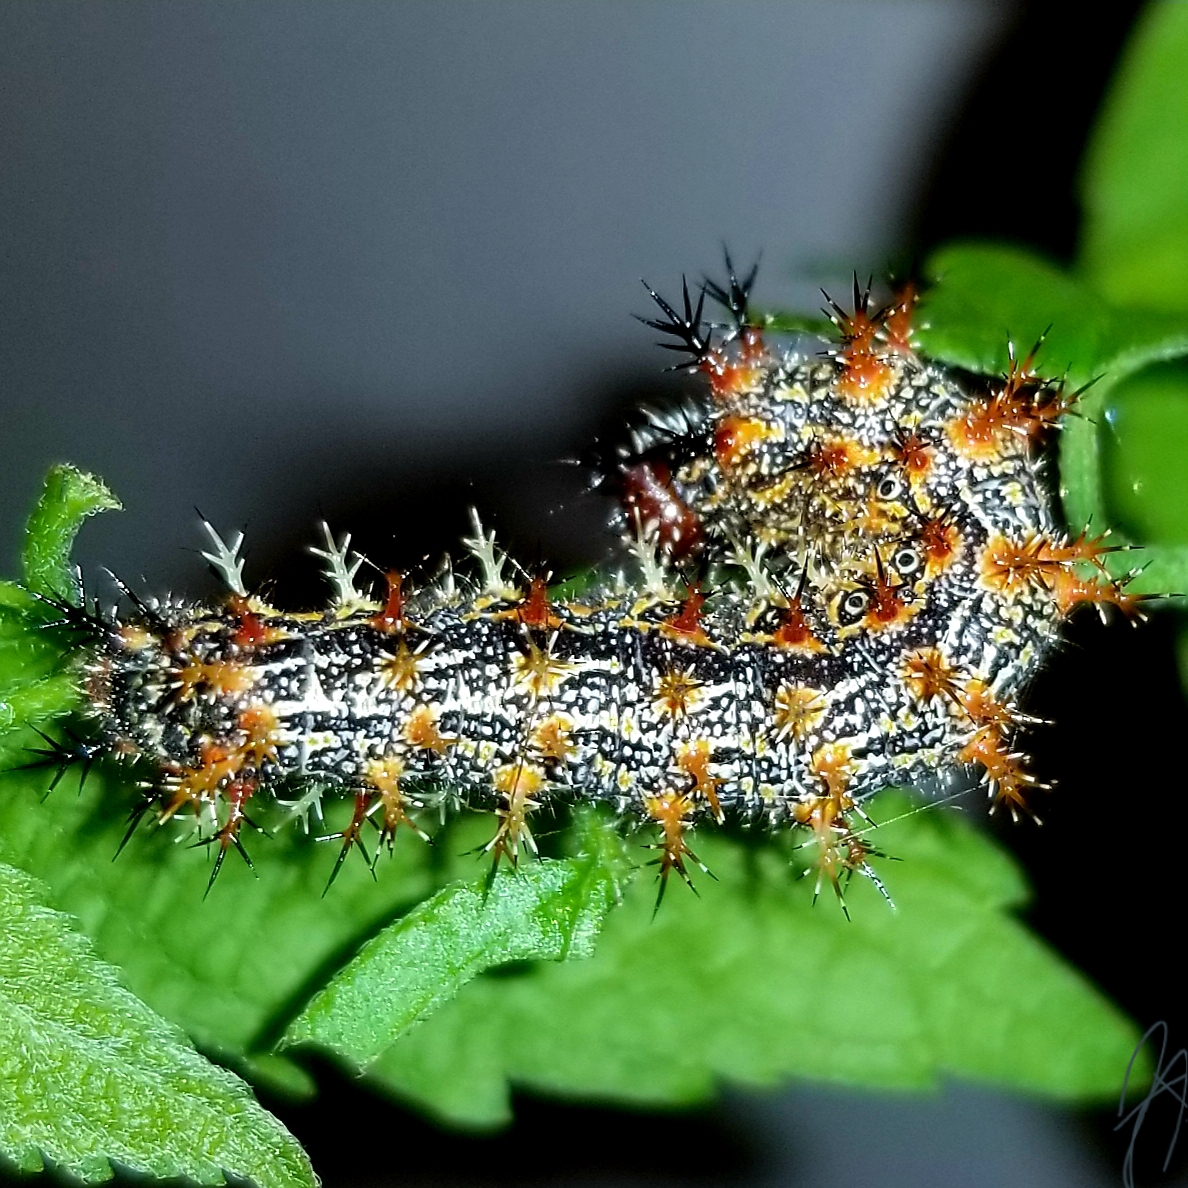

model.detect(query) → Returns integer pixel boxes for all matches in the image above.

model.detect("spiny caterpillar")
[46,258,1143,905]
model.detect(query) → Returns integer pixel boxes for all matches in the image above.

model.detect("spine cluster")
[71,261,1144,903]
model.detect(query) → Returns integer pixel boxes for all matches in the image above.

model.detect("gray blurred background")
[1,3,1173,1186]
[1,0,1013,597]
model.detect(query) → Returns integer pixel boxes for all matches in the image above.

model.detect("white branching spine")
[463,507,518,599]
[200,520,248,598]
[626,508,670,599]
[309,522,365,608]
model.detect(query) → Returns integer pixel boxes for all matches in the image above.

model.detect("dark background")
[3,2,1185,1185]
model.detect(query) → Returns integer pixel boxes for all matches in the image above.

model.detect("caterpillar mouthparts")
[58,259,1142,904]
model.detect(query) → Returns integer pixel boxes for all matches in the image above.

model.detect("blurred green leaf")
[0,860,313,1188]
[758,310,833,338]
[1081,1,1188,310]
[285,811,629,1065]
[361,792,1142,1128]
[1104,361,1188,545]
[21,466,120,602]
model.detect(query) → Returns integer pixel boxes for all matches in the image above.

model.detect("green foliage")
[0,860,313,1188]
[284,811,629,1065]
[355,795,1140,1127]
[1081,1,1188,311]
[0,763,438,1085]
[5,10,1188,1183]
[910,0,1188,595]
[1103,360,1188,545]
[914,244,1188,599]
[21,466,121,602]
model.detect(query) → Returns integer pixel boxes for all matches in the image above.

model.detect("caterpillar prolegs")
[61,262,1142,902]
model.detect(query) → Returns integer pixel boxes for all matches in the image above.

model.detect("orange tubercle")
[714,415,777,470]
[517,575,562,630]
[890,430,932,479]
[237,704,280,768]
[881,282,917,356]
[862,554,917,632]
[533,714,574,762]
[772,684,828,740]
[980,533,1058,596]
[675,738,723,822]
[644,789,700,894]
[228,597,287,649]
[958,679,1013,729]
[380,639,422,693]
[364,756,423,848]
[174,659,255,702]
[957,725,1037,822]
[369,571,406,633]
[810,742,853,802]
[902,648,961,705]
[1050,569,1145,620]
[405,704,453,754]
[661,587,712,647]
[919,518,961,575]
[652,668,702,719]
[837,354,895,405]
[773,599,825,653]
[161,742,242,821]
[805,436,873,478]
[489,761,546,868]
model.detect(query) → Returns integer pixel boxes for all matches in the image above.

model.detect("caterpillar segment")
[63,257,1145,901]
[617,259,1146,826]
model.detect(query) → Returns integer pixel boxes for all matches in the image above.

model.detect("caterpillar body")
[64,264,1141,900]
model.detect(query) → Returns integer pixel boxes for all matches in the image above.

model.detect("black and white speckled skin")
[89,329,1075,875]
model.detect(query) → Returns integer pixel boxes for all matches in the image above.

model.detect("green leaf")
[0,860,313,1187]
[361,793,1142,1128]
[0,760,439,1072]
[917,243,1188,391]
[0,467,443,1075]
[0,580,86,749]
[1081,2,1188,310]
[284,812,628,1065]
[1103,361,1188,545]
[21,466,121,602]
[916,243,1188,553]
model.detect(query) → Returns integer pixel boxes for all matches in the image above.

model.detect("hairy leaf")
[358,793,1141,1128]
[285,813,628,1065]
[0,860,313,1188]
[0,761,437,1075]
[1081,1,1188,311]
[21,467,121,602]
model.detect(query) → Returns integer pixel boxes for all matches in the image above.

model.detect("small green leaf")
[21,466,121,603]
[284,817,627,1066]
[361,793,1142,1129]
[0,860,313,1187]
[1081,2,1188,310]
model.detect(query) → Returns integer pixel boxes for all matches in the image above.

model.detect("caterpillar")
[47,258,1142,904]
